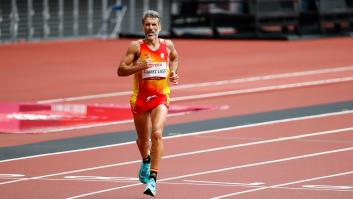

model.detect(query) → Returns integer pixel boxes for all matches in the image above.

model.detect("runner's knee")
[151,130,163,142]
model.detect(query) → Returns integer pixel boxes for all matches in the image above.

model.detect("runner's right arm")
[118,41,150,76]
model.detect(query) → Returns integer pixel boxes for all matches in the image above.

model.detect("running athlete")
[117,10,179,197]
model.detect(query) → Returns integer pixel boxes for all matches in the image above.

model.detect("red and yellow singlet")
[130,39,170,114]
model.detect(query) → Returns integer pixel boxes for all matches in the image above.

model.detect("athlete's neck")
[144,38,160,50]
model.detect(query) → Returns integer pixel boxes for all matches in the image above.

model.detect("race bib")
[142,62,168,80]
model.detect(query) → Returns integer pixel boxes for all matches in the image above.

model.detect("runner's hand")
[170,71,179,85]
[138,59,153,70]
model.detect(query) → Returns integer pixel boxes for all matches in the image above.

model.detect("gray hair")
[142,10,160,24]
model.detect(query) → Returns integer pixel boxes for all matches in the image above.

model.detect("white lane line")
[211,170,353,199]
[182,180,353,192]
[0,174,25,178]
[37,91,132,104]
[1,124,352,188]
[1,110,353,164]
[183,180,265,186]
[26,76,353,134]
[173,77,353,101]
[174,66,353,89]
[66,147,353,199]
[36,66,353,104]
[63,176,138,182]
[302,184,353,191]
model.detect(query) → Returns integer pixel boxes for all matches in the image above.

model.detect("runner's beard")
[145,32,158,40]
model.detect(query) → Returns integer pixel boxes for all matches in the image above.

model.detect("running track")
[0,37,353,198]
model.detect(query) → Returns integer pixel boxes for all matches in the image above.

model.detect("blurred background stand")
[169,0,353,39]
[0,0,352,43]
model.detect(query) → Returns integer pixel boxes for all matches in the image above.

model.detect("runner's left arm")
[167,40,179,85]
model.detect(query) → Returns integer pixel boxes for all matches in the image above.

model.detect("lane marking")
[66,147,353,199]
[37,66,353,103]
[173,77,353,101]
[302,184,353,191]
[1,110,353,163]
[0,174,25,178]
[181,180,353,192]
[2,174,350,193]
[37,91,132,104]
[183,180,264,186]
[211,170,353,199]
[64,176,138,182]
[173,65,353,89]
[1,125,352,188]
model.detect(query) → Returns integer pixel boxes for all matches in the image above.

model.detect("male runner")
[117,10,179,197]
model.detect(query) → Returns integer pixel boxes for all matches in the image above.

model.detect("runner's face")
[143,17,160,40]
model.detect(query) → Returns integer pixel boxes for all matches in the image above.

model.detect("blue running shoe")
[138,161,150,184]
[144,178,157,197]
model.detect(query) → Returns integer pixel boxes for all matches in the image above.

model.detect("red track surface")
[0,37,353,198]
